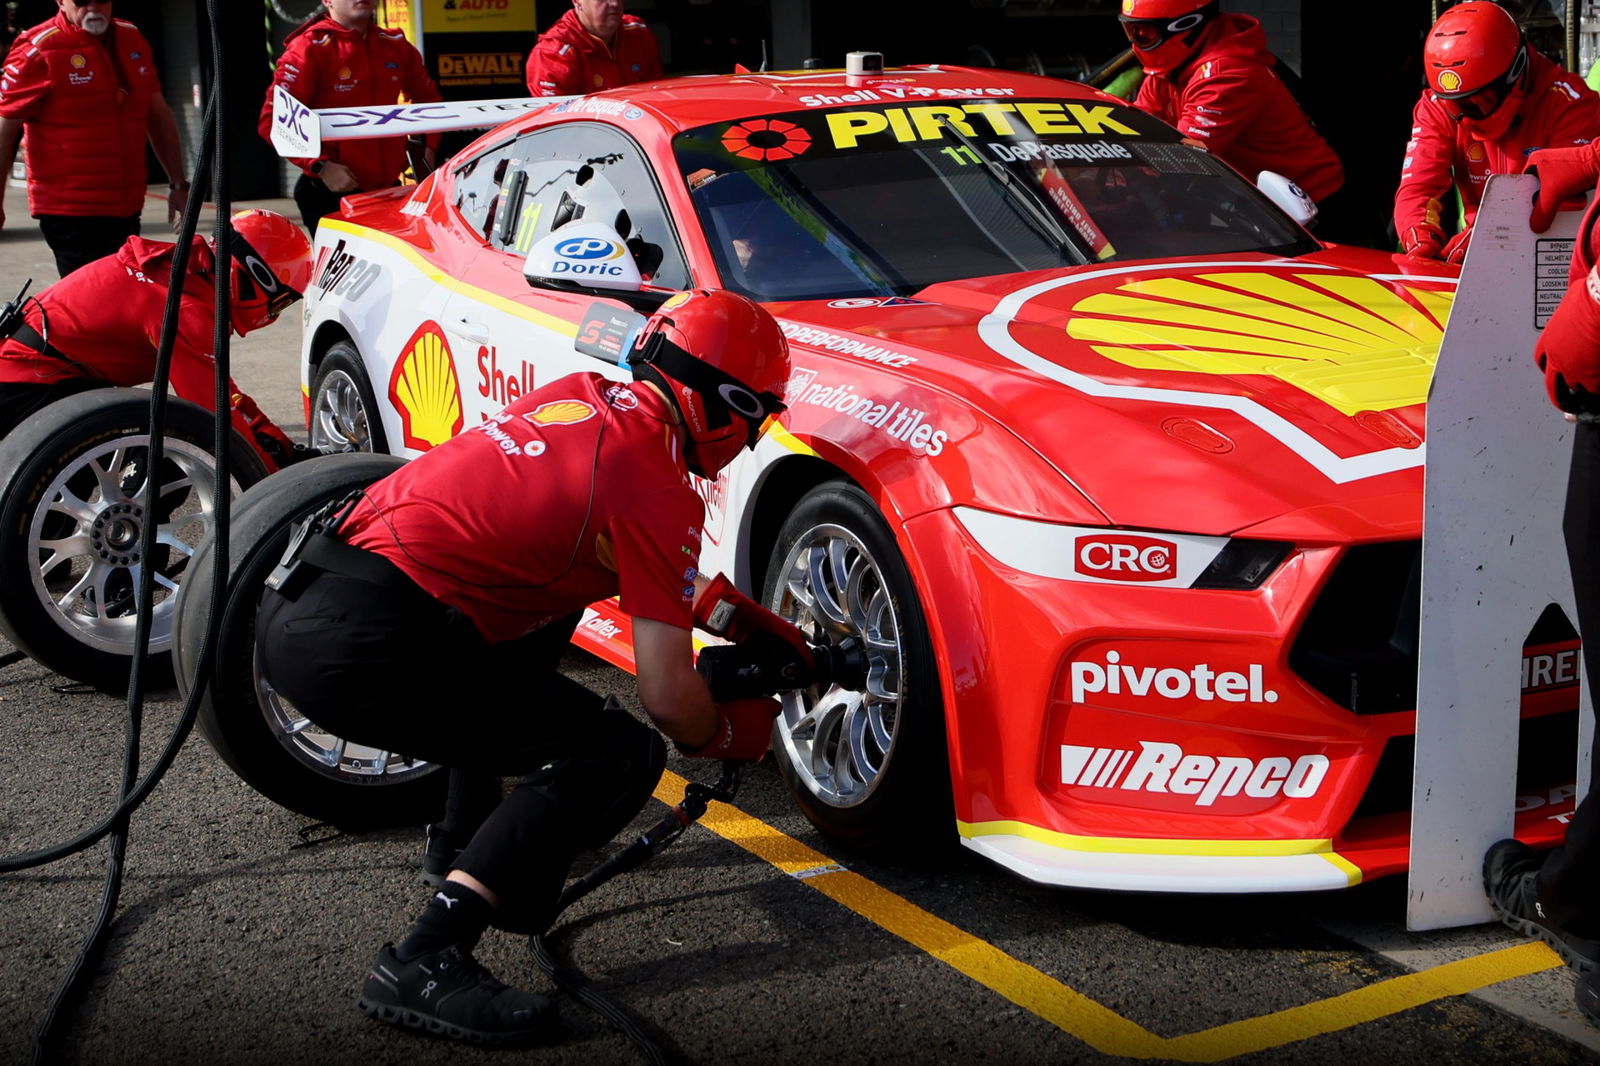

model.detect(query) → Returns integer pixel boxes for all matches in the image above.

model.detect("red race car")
[227,62,1577,890]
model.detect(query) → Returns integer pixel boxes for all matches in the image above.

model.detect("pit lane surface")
[0,187,1596,1065]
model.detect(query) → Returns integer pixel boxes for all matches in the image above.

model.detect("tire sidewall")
[311,341,388,454]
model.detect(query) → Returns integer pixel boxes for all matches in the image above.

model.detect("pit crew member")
[1395,0,1600,264]
[525,0,662,97]
[1481,174,1600,1031]
[256,0,442,233]
[1119,1,1347,234]
[254,289,792,1045]
[0,208,313,467]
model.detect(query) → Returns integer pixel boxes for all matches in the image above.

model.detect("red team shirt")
[1394,50,1600,238]
[343,374,704,643]
[524,10,662,97]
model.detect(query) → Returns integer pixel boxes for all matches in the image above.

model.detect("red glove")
[677,698,781,762]
[1533,266,1600,413]
[231,391,294,468]
[1401,221,1445,260]
[1441,227,1472,265]
[1524,142,1600,233]
[692,573,814,671]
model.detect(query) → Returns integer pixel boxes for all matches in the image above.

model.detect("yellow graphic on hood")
[1065,272,1454,416]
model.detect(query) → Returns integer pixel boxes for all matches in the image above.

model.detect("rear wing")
[267,85,582,158]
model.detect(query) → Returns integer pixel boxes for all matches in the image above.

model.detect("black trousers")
[0,379,96,440]
[36,213,140,278]
[293,174,347,236]
[256,564,666,932]
[1543,420,1600,937]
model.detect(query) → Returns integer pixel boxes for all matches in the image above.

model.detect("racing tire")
[763,481,952,851]
[0,388,270,691]
[174,452,447,827]
[309,341,388,454]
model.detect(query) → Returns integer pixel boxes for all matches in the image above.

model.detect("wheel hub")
[90,501,144,565]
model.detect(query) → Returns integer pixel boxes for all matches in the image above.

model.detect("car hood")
[776,254,1452,538]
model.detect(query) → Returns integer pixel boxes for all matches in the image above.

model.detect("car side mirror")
[1256,170,1318,229]
[524,222,644,293]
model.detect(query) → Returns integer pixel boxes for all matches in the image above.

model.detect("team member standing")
[1118,1,1347,233]
[1395,1,1600,264]
[525,0,662,97]
[1480,149,1600,1031]
[254,290,792,1045]
[0,209,312,466]
[257,0,441,234]
[0,0,190,277]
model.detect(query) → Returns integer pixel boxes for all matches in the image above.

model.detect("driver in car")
[0,208,314,468]
[254,289,793,1046]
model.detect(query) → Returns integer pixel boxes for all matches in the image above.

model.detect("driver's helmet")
[628,289,790,478]
[225,209,313,336]
[1424,0,1530,141]
[1118,0,1219,74]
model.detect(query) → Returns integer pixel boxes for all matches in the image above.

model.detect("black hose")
[23,1,234,1058]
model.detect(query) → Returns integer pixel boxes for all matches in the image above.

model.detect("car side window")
[451,140,524,239]
[488,122,689,290]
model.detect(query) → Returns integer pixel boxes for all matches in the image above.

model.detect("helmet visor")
[1118,7,1212,52]
[1435,45,1526,122]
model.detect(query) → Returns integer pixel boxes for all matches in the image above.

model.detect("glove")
[676,698,780,762]
[692,574,814,672]
[1441,226,1472,265]
[232,391,296,468]
[1401,221,1445,259]
[1533,266,1600,413]
[1525,142,1600,233]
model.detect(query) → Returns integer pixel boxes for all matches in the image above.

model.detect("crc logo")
[554,237,622,260]
[1074,534,1175,582]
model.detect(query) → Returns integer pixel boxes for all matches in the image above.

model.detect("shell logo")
[70,54,86,69]
[1437,69,1463,93]
[1064,272,1455,416]
[1466,140,1487,162]
[388,322,464,450]
[1122,0,1135,12]
[527,400,596,426]
[337,66,353,80]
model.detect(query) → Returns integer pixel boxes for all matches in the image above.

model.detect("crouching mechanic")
[1479,176,1600,1029]
[0,209,315,467]
[253,289,793,1045]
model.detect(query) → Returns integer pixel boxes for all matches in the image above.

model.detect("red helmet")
[629,289,790,478]
[225,209,313,336]
[1424,1,1529,141]
[1118,0,1218,74]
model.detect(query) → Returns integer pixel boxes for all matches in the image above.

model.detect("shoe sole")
[357,995,545,1046]
[1486,898,1600,975]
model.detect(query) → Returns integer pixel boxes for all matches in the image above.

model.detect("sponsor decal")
[1522,644,1579,693]
[604,383,641,410]
[791,375,946,455]
[1073,534,1176,582]
[68,71,94,85]
[779,322,917,367]
[1061,270,1451,417]
[826,296,929,309]
[476,346,534,406]
[437,52,524,85]
[799,86,1017,108]
[70,54,86,68]
[579,611,623,640]
[988,139,1133,164]
[550,236,627,278]
[527,399,596,425]
[389,322,464,450]
[315,239,382,300]
[723,119,812,162]
[1437,69,1462,93]
[1060,741,1329,807]
[551,96,641,118]
[472,410,547,457]
[1070,651,1279,704]
[826,102,1138,150]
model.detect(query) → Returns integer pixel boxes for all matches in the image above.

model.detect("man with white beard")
[0,0,189,276]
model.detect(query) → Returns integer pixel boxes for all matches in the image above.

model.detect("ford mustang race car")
[234,63,1579,892]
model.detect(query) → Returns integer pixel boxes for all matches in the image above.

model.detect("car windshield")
[673,98,1318,302]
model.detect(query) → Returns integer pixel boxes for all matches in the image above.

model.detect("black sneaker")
[1578,972,1599,1027]
[358,942,555,1046]
[421,823,466,889]
[1483,839,1600,973]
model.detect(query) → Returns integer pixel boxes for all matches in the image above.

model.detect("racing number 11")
[940,145,983,166]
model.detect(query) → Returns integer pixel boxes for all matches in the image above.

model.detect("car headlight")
[952,507,1289,590]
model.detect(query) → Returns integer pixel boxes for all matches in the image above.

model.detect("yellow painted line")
[653,771,1567,1060]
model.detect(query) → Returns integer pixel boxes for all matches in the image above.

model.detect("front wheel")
[0,388,269,690]
[174,452,446,827]
[763,481,950,851]
[309,341,386,454]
